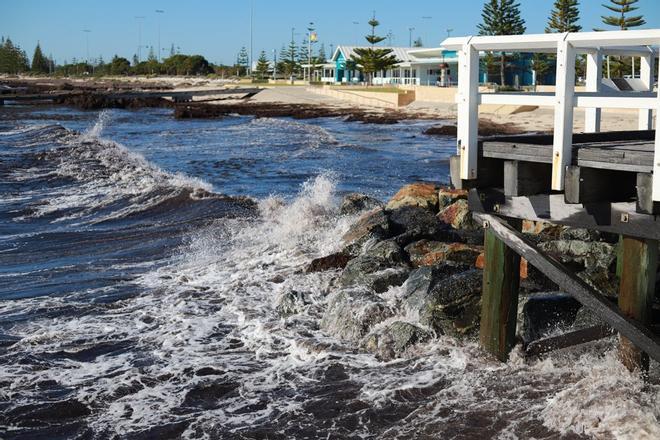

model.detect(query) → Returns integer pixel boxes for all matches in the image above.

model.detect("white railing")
[441,29,660,201]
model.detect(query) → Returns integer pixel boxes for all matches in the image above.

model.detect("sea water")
[0,106,658,439]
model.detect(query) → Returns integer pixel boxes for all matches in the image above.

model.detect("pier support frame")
[479,218,522,361]
[618,236,658,372]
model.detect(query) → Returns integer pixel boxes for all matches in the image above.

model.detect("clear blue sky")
[3,0,660,65]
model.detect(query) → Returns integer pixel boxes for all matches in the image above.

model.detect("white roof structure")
[331,46,448,66]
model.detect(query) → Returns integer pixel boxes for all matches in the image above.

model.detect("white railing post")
[638,52,654,130]
[551,37,576,190]
[585,50,602,133]
[457,41,479,180]
[653,60,660,202]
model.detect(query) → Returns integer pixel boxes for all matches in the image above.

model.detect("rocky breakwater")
[297,183,621,361]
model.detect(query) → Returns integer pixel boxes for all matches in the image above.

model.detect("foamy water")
[0,108,658,439]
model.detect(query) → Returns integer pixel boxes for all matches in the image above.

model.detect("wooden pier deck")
[440,29,660,372]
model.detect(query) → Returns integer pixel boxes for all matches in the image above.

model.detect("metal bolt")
[493,204,500,213]
[620,213,629,223]
[482,221,490,229]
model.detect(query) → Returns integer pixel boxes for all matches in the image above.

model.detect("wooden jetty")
[441,29,660,371]
[0,87,262,105]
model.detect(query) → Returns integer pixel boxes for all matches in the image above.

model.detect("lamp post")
[352,21,360,45]
[421,16,432,47]
[408,27,415,47]
[155,9,164,62]
[249,1,253,76]
[290,27,295,84]
[446,28,453,38]
[307,22,315,82]
[135,16,145,62]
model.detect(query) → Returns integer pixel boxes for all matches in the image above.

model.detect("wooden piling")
[618,235,658,372]
[479,218,522,361]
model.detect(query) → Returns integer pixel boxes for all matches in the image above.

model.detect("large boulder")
[405,239,482,268]
[403,266,482,336]
[275,289,310,317]
[339,193,383,216]
[438,187,468,211]
[339,240,410,293]
[385,183,439,212]
[306,252,352,273]
[538,240,615,271]
[362,321,433,360]
[519,292,582,344]
[341,208,392,253]
[387,205,449,246]
[321,287,393,342]
[438,199,479,231]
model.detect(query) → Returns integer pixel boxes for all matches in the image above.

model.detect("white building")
[329,45,457,86]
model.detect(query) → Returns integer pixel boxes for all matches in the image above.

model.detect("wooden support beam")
[473,213,660,364]
[564,166,636,204]
[585,51,602,133]
[450,154,504,190]
[551,39,577,191]
[618,236,658,372]
[636,173,660,215]
[504,161,552,197]
[479,218,522,362]
[525,324,615,357]
[457,42,480,180]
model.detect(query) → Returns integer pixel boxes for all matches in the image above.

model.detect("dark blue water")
[0,105,657,439]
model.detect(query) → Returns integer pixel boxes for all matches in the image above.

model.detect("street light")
[155,9,164,62]
[421,16,432,47]
[307,22,315,82]
[135,16,145,62]
[249,1,253,76]
[408,27,415,47]
[446,28,454,38]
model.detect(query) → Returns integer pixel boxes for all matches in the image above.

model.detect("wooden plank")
[636,173,660,215]
[474,213,660,365]
[504,161,552,197]
[564,166,636,204]
[457,42,480,180]
[525,325,615,357]
[480,218,522,362]
[468,191,660,241]
[618,236,658,372]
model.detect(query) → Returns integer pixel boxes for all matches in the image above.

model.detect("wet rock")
[363,321,433,360]
[405,239,482,268]
[339,193,383,215]
[558,227,601,242]
[276,289,309,316]
[340,240,410,293]
[572,306,607,329]
[438,187,468,211]
[385,182,439,212]
[321,287,394,341]
[387,205,448,246]
[404,266,482,336]
[423,125,457,136]
[306,252,352,273]
[438,199,479,231]
[341,208,391,253]
[538,240,615,271]
[520,293,582,344]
